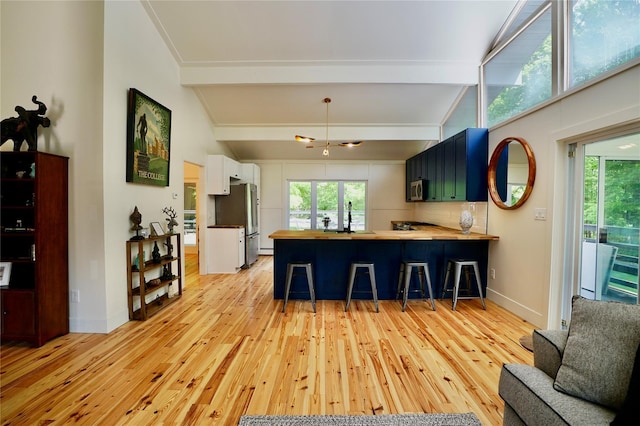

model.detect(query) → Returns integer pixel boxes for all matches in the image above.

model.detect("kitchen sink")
[323,229,375,234]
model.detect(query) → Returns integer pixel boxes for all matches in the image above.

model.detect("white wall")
[2,0,108,331]
[486,65,640,328]
[101,0,220,332]
[2,1,227,333]
[252,160,413,252]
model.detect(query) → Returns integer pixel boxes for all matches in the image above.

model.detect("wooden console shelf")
[126,233,182,320]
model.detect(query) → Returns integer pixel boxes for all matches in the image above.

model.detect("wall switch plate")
[490,268,496,279]
[70,289,80,303]
[534,208,547,220]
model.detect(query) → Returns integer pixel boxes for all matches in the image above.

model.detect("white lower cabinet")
[207,227,245,273]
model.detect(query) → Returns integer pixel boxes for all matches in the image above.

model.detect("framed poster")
[126,88,172,186]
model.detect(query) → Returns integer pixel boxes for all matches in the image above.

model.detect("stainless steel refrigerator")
[214,183,259,267]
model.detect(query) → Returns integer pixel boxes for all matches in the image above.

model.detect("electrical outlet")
[490,268,496,279]
[70,289,80,303]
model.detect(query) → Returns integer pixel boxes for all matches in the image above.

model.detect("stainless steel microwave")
[410,179,427,201]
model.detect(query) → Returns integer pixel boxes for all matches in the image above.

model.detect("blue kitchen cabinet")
[406,128,488,203]
[405,151,427,201]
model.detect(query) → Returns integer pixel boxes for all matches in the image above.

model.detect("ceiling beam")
[214,124,440,142]
[181,62,479,86]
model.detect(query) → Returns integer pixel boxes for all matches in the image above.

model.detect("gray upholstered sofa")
[499,296,640,426]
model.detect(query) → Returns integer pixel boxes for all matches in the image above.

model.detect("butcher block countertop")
[269,226,499,241]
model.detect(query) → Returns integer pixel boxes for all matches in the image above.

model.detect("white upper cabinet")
[206,155,240,195]
[239,163,260,187]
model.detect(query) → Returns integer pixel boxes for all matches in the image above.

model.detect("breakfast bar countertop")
[269,226,499,241]
[270,226,497,300]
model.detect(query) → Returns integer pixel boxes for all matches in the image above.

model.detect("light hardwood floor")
[0,255,535,425]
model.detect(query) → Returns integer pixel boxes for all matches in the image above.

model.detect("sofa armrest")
[533,329,568,379]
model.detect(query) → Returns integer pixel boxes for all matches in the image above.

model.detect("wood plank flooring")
[0,255,535,425]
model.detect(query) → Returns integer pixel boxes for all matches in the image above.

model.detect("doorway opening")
[184,162,201,273]
[566,131,639,319]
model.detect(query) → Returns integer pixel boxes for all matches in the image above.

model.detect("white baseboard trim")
[69,309,129,334]
[486,287,545,329]
[69,318,109,334]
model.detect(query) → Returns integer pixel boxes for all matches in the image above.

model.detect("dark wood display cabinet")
[0,151,69,347]
[126,233,182,320]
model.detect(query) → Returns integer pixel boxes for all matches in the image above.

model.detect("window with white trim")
[288,181,367,231]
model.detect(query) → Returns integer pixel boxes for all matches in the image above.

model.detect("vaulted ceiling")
[143,0,519,160]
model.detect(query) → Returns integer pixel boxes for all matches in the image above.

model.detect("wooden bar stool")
[282,262,316,313]
[441,259,486,310]
[396,260,436,312]
[345,262,379,312]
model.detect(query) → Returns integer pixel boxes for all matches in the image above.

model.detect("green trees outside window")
[570,0,640,87]
[289,181,367,230]
[484,0,639,128]
[582,136,639,302]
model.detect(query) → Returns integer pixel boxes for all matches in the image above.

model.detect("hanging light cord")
[323,97,331,156]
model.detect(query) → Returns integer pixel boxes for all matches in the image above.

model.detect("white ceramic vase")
[459,209,473,234]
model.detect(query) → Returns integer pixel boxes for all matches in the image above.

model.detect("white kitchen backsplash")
[413,201,488,234]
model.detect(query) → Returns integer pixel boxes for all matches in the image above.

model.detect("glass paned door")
[288,180,367,230]
[344,182,366,231]
[579,136,639,304]
[289,181,312,230]
[316,182,339,230]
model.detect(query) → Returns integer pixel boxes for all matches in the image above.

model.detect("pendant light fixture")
[322,97,331,156]
[295,97,362,156]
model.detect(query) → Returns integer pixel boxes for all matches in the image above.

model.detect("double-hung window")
[288,181,366,231]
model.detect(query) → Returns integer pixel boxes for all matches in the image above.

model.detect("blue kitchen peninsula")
[269,228,499,302]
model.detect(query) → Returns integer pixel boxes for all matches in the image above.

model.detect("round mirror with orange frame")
[487,137,536,210]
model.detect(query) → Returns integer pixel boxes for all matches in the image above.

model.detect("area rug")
[239,413,482,425]
[519,334,534,352]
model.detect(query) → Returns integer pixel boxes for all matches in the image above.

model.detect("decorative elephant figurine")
[1,95,51,151]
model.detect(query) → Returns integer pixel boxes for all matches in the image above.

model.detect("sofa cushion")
[610,342,640,426]
[553,296,640,410]
[500,364,616,426]
[533,329,568,379]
